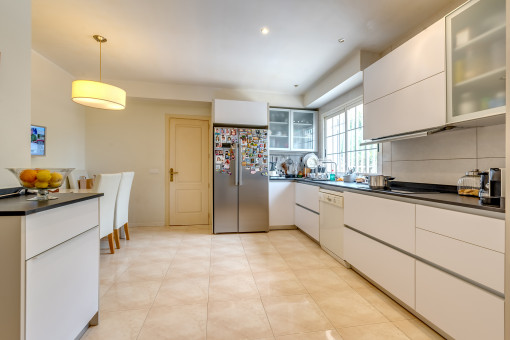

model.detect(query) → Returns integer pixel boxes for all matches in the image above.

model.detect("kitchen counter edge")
[270,178,505,219]
[0,192,104,216]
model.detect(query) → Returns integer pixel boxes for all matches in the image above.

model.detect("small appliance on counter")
[479,168,502,206]
[457,169,482,197]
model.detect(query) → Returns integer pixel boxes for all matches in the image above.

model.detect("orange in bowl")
[19,169,37,183]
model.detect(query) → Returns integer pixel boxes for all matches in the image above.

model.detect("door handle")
[170,168,179,182]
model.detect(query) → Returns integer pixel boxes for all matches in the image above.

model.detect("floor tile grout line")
[205,228,213,340]
[135,229,184,340]
[242,233,277,340]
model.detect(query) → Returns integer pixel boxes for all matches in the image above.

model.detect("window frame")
[321,99,379,175]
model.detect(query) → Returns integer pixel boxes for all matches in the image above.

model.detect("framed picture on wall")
[31,125,46,156]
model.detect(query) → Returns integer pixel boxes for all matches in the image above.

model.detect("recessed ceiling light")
[260,27,269,35]
[338,38,345,43]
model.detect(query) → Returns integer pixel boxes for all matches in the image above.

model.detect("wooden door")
[169,118,209,225]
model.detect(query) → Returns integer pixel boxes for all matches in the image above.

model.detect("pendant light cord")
[99,40,102,82]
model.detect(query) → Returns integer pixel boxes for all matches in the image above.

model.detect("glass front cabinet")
[269,108,317,151]
[446,0,506,123]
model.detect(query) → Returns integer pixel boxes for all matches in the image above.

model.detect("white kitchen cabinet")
[344,227,415,308]
[269,108,317,151]
[294,205,319,241]
[446,0,506,124]
[364,19,445,104]
[213,99,268,126]
[295,183,320,212]
[363,73,446,140]
[269,181,295,227]
[416,228,504,293]
[26,227,99,340]
[363,18,446,140]
[294,182,320,241]
[416,261,504,340]
[343,192,415,253]
[416,205,505,253]
[0,196,100,340]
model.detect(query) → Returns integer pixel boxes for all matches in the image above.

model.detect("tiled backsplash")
[382,124,505,185]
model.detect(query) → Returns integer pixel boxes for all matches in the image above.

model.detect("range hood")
[360,126,456,146]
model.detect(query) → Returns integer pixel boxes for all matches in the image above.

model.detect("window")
[323,101,377,174]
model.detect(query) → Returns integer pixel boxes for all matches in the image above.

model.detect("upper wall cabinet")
[269,108,317,151]
[363,19,446,140]
[446,0,506,124]
[213,99,268,126]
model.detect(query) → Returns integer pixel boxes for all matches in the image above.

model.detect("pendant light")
[72,35,126,110]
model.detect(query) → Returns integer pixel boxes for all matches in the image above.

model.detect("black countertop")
[270,177,505,215]
[0,192,103,216]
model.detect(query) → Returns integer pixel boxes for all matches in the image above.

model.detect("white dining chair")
[113,171,135,249]
[92,173,122,254]
[68,169,90,189]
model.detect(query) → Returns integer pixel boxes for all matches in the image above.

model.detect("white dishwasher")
[319,189,347,267]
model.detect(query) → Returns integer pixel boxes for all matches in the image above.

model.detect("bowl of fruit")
[7,168,74,200]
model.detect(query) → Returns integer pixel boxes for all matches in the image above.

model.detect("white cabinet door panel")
[269,181,295,226]
[364,19,445,104]
[26,227,99,340]
[343,192,415,253]
[416,228,504,293]
[295,183,319,212]
[363,72,446,140]
[295,205,319,241]
[25,199,99,260]
[344,228,415,308]
[213,99,268,126]
[416,262,503,340]
[416,205,505,253]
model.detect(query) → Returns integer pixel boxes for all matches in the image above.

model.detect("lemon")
[36,170,51,182]
[34,181,49,189]
[50,172,63,182]
[49,181,62,188]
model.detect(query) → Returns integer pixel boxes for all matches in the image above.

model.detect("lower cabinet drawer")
[344,227,415,308]
[25,198,99,259]
[295,205,319,241]
[416,228,504,293]
[416,261,503,340]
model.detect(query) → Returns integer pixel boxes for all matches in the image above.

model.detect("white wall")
[0,1,31,188]
[382,124,506,185]
[31,51,86,171]
[85,97,211,227]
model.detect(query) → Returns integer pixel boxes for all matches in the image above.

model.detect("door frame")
[165,114,212,227]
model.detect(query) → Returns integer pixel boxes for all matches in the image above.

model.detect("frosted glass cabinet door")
[269,108,290,150]
[291,110,316,151]
[446,0,506,123]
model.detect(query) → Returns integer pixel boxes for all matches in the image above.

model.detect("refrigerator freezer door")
[213,128,238,234]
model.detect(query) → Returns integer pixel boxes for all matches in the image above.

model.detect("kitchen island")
[0,191,103,340]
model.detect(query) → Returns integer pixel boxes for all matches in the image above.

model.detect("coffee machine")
[479,168,502,205]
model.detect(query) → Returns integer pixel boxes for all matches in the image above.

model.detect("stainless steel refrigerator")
[213,127,269,233]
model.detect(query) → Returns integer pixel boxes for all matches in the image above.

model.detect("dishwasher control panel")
[319,191,343,208]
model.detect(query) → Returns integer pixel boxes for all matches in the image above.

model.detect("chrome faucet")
[319,159,337,179]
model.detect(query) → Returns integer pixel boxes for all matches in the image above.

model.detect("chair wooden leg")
[113,229,121,249]
[107,233,115,254]
[124,223,130,240]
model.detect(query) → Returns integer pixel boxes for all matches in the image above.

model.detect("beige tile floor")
[83,226,444,340]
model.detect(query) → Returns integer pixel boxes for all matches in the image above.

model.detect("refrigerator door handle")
[235,146,239,186]
[239,146,243,186]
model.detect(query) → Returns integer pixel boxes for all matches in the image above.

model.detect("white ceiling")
[32,0,458,96]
